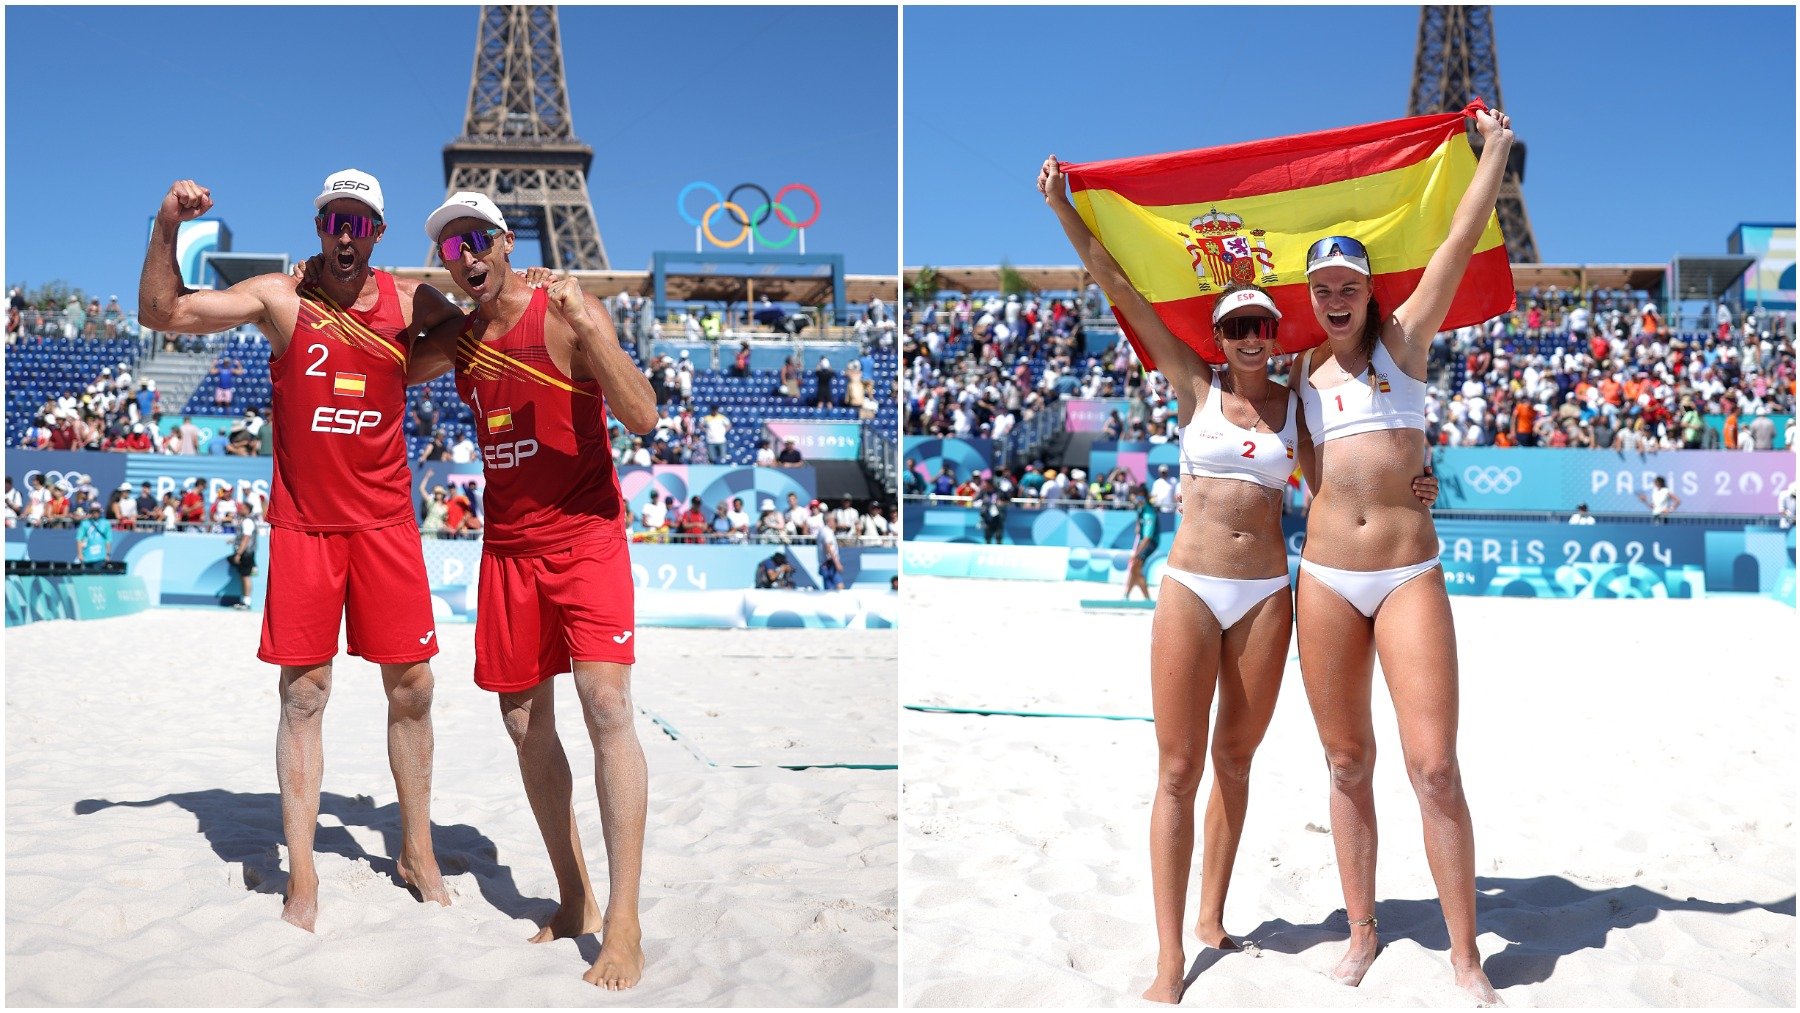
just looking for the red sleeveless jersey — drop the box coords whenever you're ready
[266,271,416,532]
[453,287,625,556]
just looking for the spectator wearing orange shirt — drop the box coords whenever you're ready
[1599,374,1623,406]
[1512,399,1537,447]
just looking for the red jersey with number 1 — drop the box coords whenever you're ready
[453,287,625,556]
[266,271,416,531]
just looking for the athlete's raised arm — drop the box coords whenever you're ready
[138,180,283,334]
[1393,109,1514,346]
[543,275,658,435]
[1038,155,1203,393]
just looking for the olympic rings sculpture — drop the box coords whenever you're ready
[677,181,821,249]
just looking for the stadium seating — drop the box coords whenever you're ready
[160,330,898,467]
[6,336,144,441]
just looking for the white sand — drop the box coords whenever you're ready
[901,577,1795,1007]
[6,612,897,1006]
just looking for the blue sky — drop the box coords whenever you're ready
[5,6,898,302]
[904,5,1797,268]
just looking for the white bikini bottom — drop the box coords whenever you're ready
[1161,566,1290,630]
[1298,557,1441,618]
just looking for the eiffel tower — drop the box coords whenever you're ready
[1408,5,1539,263]
[432,5,609,269]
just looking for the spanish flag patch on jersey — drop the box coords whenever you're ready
[486,408,513,434]
[1374,373,1393,394]
[333,372,366,397]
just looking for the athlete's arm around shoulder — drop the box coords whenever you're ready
[1389,109,1514,375]
[394,279,467,385]
[544,275,658,435]
[138,180,292,341]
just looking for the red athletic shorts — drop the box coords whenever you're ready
[475,535,636,693]
[258,520,439,667]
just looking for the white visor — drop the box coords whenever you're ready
[1211,288,1282,324]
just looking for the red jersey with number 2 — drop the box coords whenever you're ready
[266,271,416,531]
[453,287,625,556]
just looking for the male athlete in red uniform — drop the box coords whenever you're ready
[138,172,458,932]
[407,191,657,990]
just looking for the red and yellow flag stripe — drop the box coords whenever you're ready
[455,331,596,398]
[1063,103,1515,367]
[298,289,407,365]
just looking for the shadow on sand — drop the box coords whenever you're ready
[74,789,601,963]
[1183,875,1793,991]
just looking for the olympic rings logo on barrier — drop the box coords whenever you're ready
[1462,466,1523,495]
[677,182,821,249]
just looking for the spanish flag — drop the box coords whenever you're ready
[486,408,513,434]
[1063,101,1515,367]
[333,372,366,397]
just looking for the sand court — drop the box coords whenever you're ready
[6,610,898,1006]
[902,576,1794,1007]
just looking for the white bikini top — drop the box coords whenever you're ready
[1297,341,1428,443]
[1179,373,1298,490]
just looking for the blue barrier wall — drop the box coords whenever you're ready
[904,503,1793,599]
[7,527,269,608]
[6,573,151,625]
[1429,448,1792,514]
[1088,441,1182,485]
[617,465,818,517]
[419,539,896,622]
[902,437,994,485]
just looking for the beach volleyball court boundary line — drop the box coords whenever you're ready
[905,704,1153,722]
[640,707,898,770]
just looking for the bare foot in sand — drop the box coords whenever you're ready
[281,869,319,933]
[529,897,603,944]
[583,917,644,990]
[397,848,451,907]
[1141,955,1187,1004]
[1455,963,1502,1006]
[1329,925,1380,985]
[1192,917,1243,952]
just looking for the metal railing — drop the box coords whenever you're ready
[7,309,141,342]
[998,403,1067,471]
[861,419,897,492]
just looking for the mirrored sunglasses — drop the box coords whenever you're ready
[315,212,382,239]
[1306,235,1370,266]
[1219,316,1277,341]
[439,229,502,262]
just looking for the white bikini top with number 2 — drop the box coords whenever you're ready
[1179,372,1298,490]
[1297,340,1428,443]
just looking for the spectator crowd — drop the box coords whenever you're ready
[905,285,1797,474]
[631,491,894,547]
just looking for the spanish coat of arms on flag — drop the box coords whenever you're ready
[1062,101,1515,367]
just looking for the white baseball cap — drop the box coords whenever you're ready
[425,191,508,240]
[1211,287,1283,324]
[314,169,385,217]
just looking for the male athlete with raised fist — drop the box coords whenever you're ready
[408,190,657,990]
[137,171,458,932]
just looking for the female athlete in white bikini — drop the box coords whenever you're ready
[1038,155,1436,1004]
[1291,107,1514,1006]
